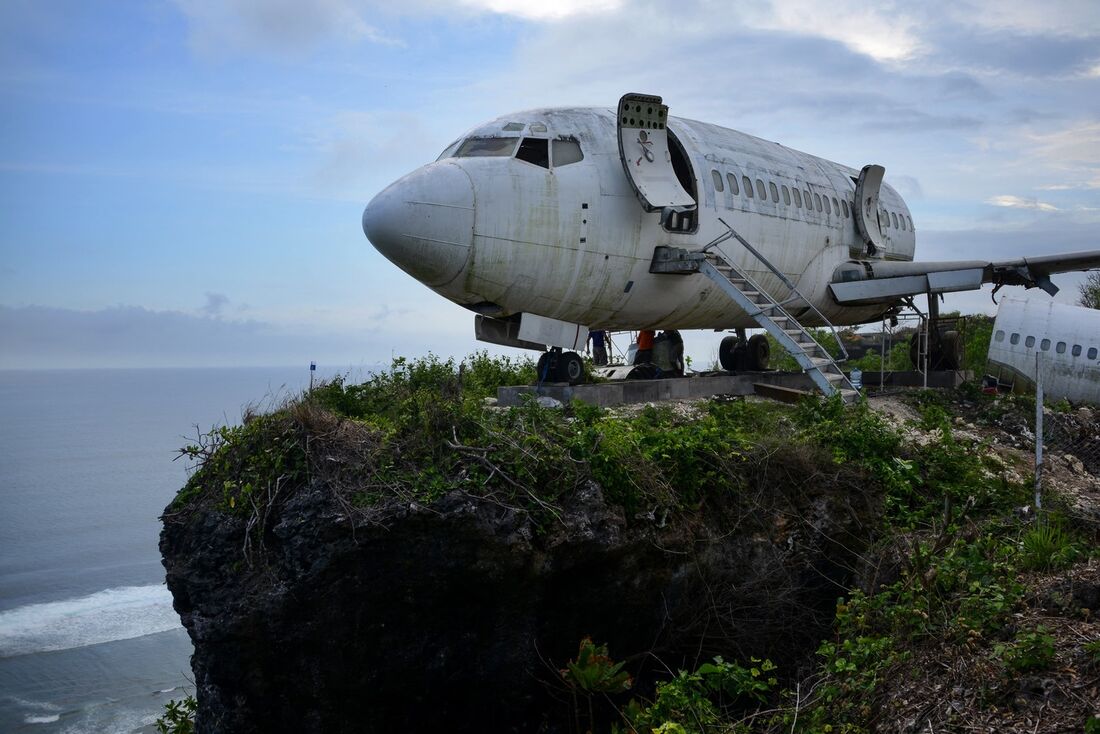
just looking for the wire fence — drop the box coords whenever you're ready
[1031,361,1100,511]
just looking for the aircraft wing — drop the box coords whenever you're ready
[829,249,1100,305]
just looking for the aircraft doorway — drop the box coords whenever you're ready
[616,93,698,234]
[665,129,697,233]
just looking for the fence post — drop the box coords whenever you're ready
[1034,352,1043,511]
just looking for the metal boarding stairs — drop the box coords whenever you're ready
[651,219,861,403]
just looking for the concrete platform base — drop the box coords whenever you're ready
[496,370,972,408]
[497,371,818,408]
[859,370,972,389]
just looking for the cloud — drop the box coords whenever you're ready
[0,303,507,370]
[948,0,1100,40]
[744,0,927,63]
[986,195,1059,211]
[1023,122,1100,168]
[307,110,437,199]
[456,0,623,21]
[173,0,401,56]
[200,292,230,318]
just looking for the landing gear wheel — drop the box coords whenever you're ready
[718,335,740,371]
[558,351,585,385]
[935,330,962,370]
[627,362,660,380]
[536,352,554,382]
[665,330,685,376]
[746,334,770,371]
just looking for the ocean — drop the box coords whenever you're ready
[0,367,361,733]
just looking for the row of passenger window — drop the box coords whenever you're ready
[995,330,1098,360]
[710,168,913,232]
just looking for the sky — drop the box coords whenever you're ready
[1,0,1098,369]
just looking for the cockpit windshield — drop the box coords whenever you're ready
[454,137,518,158]
[439,134,585,168]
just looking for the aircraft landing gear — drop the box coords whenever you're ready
[909,330,962,371]
[718,334,743,371]
[718,330,769,371]
[908,294,964,371]
[746,334,770,370]
[537,348,586,385]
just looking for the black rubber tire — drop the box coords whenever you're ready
[936,330,963,370]
[536,352,554,382]
[627,362,660,380]
[909,334,921,369]
[558,352,585,385]
[746,334,770,371]
[718,335,739,371]
[665,330,685,376]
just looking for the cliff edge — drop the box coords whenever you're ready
[161,394,878,732]
[161,356,1100,733]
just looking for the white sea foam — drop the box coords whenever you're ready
[0,585,181,658]
[25,714,61,724]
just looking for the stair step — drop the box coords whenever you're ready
[697,247,858,404]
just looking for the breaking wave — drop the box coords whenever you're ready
[0,585,180,658]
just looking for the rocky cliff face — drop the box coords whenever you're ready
[161,439,880,734]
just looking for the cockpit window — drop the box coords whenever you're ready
[455,137,518,158]
[516,138,549,168]
[552,139,584,167]
[436,138,462,161]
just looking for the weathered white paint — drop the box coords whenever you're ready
[362,103,1097,342]
[989,295,1100,405]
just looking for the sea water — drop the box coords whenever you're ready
[0,367,362,733]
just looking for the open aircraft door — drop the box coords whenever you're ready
[617,93,696,227]
[854,164,887,256]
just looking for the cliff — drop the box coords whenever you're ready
[161,400,878,731]
[160,356,1100,734]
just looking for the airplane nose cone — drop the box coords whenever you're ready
[362,162,474,287]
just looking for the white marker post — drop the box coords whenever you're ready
[1034,352,1043,511]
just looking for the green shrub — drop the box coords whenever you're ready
[996,626,1056,674]
[1020,517,1078,571]
[625,656,777,733]
[155,695,196,734]
[561,637,632,694]
[175,411,307,513]
[1085,639,1100,666]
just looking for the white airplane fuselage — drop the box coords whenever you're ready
[989,296,1100,404]
[363,106,917,334]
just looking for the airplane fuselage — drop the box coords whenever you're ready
[364,106,916,333]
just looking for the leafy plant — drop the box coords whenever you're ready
[995,626,1055,674]
[155,695,196,734]
[561,637,633,694]
[561,637,632,734]
[626,656,777,733]
[1084,639,1100,666]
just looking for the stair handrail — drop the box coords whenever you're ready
[703,218,850,363]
